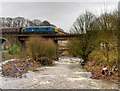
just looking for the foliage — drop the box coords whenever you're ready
[88,49,118,70]
[26,37,58,61]
[14,49,29,60]
[13,44,19,55]
[94,11,119,67]
[68,31,96,63]
[2,50,8,60]
[68,10,118,67]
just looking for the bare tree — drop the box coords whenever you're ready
[32,19,41,26]
[12,18,17,27]
[24,19,30,27]
[68,11,96,65]
[20,17,25,27]
[0,17,56,28]
[6,17,13,27]
[0,17,7,28]
[14,17,25,27]
[71,11,96,34]
[40,20,51,26]
[29,20,34,27]
[96,11,118,67]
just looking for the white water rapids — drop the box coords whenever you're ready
[0,57,119,89]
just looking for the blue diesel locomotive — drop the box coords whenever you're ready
[22,26,58,33]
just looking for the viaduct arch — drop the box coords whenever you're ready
[0,37,11,50]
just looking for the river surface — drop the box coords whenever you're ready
[0,57,119,89]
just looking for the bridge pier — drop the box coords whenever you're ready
[54,40,58,44]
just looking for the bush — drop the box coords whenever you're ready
[2,50,8,60]
[15,49,29,60]
[13,44,19,55]
[67,32,96,65]
[26,37,58,62]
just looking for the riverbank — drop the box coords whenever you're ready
[1,58,39,78]
[84,56,119,84]
[1,56,56,78]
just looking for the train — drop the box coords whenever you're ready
[0,26,58,34]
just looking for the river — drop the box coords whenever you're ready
[0,57,119,89]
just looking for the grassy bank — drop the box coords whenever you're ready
[84,49,119,83]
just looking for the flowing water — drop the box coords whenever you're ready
[0,57,119,89]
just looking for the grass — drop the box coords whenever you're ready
[88,49,118,67]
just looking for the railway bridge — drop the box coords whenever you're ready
[1,31,70,56]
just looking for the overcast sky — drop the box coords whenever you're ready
[0,0,119,32]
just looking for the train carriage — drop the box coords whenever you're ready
[0,28,20,34]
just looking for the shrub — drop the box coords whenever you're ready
[15,49,29,60]
[2,50,8,60]
[67,32,96,65]
[26,37,58,62]
[13,44,19,55]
